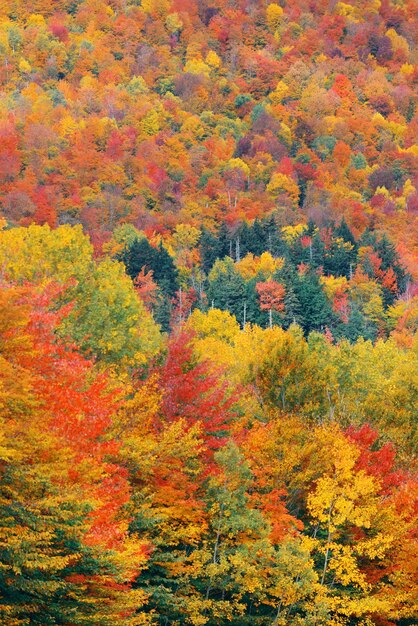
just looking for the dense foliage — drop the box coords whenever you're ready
[0,0,416,624]
[0,0,416,272]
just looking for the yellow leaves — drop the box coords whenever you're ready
[374,184,390,198]
[170,224,201,270]
[320,275,348,302]
[372,113,407,143]
[165,12,183,33]
[308,427,379,532]
[0,223,93,284]
[92,115,118,144]
[326,544,369,590]
[60,114,82,137]
[126,75,149,95]
[350,273,385,324]
[278,121,292,146]
[356,532,394,559]
[186,310,239,371]
[400,63,414,76]
[172,223,201,252]
[18,57,31,73]
[281,223,308,243]
[267,172,300,205]
[269,80,289,105]
[104,224,144,256]
[334,2,363,22]
[141,0,170,17]
[26,13,46,27]
[206,50,221,69]
[266,3,284,31]
[188,308,240,345]
[181,115,207,140]
[236,251,284,281]
[0,225,161,367]
[184,57,211,77]
[140,109,160,136]
[398,144,418,156]
[316,52,328,63]
[402,178,416,199]
[386,27,409,56]
[226,157,250,178]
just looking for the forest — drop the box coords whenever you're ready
[0,0,417,624]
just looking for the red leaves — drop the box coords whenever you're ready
[256,280,285,312]
[157,329,238,453]
[346,424,404,494]
[256,488,303,544]
[0,123,21,184]
[134,267,159,310]
[3,283,130,549]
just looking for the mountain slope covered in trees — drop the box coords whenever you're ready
[0,0,417,271]
[0,0,417,624]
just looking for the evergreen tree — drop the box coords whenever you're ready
[244,277,268,327]
[218,222,233,259]
[262,216,287,257]
[310,228,326,268]
[338,303,378,342]
[249,218,267,255]
[334,218,357,248]
[293,270,333,334]
[234,222,248,260]
[323,236,356,278]
[375,233,408,292]
[157,240,179,297]
[207,258,247,325]
[119,237,178,297]
[274,261,303,328]
[200,227,224,273]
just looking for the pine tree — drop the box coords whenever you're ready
[334,218,357,248]
[339,303,378,342]
[249,218,267,255]
[274,261,302,328]
[200,227,223,273]
[218,222,233,259]
[294,270,334,334]
[262,216,287,257]
[207,258,247,325]
[375,233,408,292]
[119,237,178,297]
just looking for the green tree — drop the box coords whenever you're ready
[207,257,247,325]
[62,258,161,366]
[119,237,178,298]
[293,270,334,334]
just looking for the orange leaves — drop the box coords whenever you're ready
[256,279,285,312]
[255,487,303,544]
[158,329,238,454]
[0,122,21,183]
[0,283,129,546]
[134,267,159,310]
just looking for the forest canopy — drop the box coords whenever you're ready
[0,0,416,624]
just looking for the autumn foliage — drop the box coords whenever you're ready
[0,0,416,624]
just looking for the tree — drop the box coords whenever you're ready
[0,283,149,624]
[0,224,162,366]
[207,257,247,326]
[157,329,238,454]
[200,226,225,273]
[293,269,334,334]
[256,279,285,328]
[119,237,179,298]
[61,258,162,366]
